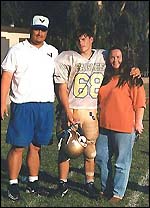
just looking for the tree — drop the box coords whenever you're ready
[1,1,149,74]
[1,1,25,26]
[66,1,99,49]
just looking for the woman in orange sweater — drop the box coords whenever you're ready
[96,46,146,203]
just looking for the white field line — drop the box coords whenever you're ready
[126,169,149,207]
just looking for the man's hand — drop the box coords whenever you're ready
[1,104,8,120]
[130,67,141,78]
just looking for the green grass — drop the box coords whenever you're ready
[1,83,149,207]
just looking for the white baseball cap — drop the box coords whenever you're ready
[31,15,49,30]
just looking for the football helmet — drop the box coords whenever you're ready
[61,125,87,159]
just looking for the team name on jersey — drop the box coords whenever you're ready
[75,63,106,73]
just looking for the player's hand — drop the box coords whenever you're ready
[66,110,79,125]
[130,67,141,78]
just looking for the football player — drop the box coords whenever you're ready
[54,26,141,199]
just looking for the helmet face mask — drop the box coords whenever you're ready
[61,125,87,159]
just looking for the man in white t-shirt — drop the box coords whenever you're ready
[1,15,58,201]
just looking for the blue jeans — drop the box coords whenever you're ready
[96,128,135,198]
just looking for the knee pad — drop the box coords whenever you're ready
[84,142,96,159]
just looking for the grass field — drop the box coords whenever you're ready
[1,83,149,207]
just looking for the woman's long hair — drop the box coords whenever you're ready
[101,46,143,87]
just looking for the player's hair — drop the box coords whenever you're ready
[75,26,94,40]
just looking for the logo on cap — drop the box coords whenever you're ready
[39,18,45,23]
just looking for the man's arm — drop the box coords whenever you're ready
[1,71,13,120]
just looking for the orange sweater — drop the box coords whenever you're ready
[98,77,146,133]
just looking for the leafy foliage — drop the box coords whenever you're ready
[1,1,149,74]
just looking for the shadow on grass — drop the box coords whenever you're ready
[1,158,92,199]
[1,157,149,200]
[127,181,149,194]
[70,166,100,178]
[39,167,92,198]
[140,150,149,156]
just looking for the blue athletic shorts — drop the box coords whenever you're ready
[6,102,54,147]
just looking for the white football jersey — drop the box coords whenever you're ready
[54,49,107,109]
